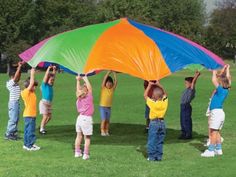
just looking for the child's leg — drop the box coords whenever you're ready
[84,135,91,155]
[156,121,166,161]
[28,118,36,147]
[105,119,110,134]
[147,121,158,161]
[75,132,83,153]
[45,113,52,124]
[180,104,186,137]
[185,104,192,138]
[24,118,30,147]
[40,114,48,131]
[100,120,106,134]
[100,107,106,134]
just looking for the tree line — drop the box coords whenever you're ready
[0,0,235,72]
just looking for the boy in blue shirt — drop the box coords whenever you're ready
[39,66,57,134]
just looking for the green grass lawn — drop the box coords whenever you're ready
[0,65,236,177]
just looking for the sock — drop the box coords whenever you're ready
[75,148,81,153]
[216,144,222,150]
[208,144,215,151]
[84,147,89,155]
[40,127,44,132]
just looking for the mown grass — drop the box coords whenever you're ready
[0,64,236,177]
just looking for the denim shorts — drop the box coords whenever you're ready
[99,106,111,120]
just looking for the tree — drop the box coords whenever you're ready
[206,0,236,59]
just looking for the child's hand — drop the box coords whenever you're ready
[31,68,36,74]
[18,61,24,67]
[226,64,230,69]
[195,71,201,76]
[76,75,82,80]
[52,65,57,70]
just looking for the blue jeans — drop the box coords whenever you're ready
[24,117,36,148]
[147,119,166,161]
[180,104,192,137]
[6,101,20,136]
[99,106,111,120]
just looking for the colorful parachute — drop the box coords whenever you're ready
[19,18,224,80]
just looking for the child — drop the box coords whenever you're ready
[21,68,40,151]
[99,71,117,136]
[39,66,56,134]
[143,80,156,132]
[179,71,200,139]
[74,75,94,160]
[201,65,231,157]
[144,81,168,161]
[5,62,23,140]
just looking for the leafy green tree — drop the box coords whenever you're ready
[206,0,236,59]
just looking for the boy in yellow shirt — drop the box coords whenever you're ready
[144,81,168,161]
[21,68,40,151]
[99,71,117,136]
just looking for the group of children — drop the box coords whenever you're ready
[4,62,231,161]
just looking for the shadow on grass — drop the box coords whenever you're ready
[38,123,206,146]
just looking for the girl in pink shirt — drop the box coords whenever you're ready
[74,76,94,160]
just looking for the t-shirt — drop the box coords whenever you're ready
[146,97,168,119]
[41,82,53,102]
[210,86,229,110]
[100,87,114,107]
[76,92,94,116]
[21,89,37,117]
[181,88,195,104]
[6,79,21,101]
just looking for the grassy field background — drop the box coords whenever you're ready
[0,64,236,177]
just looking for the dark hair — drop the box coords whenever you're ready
[24,77,38,88]
[185,77,194,83]
[9,69,16,78]
[106,76,113,84]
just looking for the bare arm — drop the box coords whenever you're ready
[83,76,92,93]
[101,71,111,87]
[27,68,35,90]
[52,66,57,75]
[43,66,52,83]
[226,64,231,85]
[13,62,24,82]
[144,82,152,100]
[112,71,118,89]
[212,70,219,88]
[76,75,82,92]
[156,81,167,97]
[191,71,201,89]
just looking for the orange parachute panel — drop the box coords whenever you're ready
[84,19,171,80]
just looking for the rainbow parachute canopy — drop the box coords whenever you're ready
[19,18,224,80]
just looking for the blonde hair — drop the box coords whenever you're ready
[219,75,231,89]
[152,86,164,100]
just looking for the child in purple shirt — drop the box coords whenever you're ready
[74,75,94,160]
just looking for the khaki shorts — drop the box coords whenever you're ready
[76,115,93,135]
[39,100,52,115]
[209,109,225,130]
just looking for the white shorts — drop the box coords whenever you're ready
[76,115,93,135]
[209,109,225,130]
[39,100,52,115]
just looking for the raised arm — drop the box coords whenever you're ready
[101,71,111,87]
[212,70,219,88]
[83,76,92,93]
[52,65,57,75]
[226,64,231,85]
[13,62,23,82]
[76,75,82,92]
[144,82,153,100]
[27,68,35,90]
[112,71,118,89]
[43,66,52,83]
[156,81,167,97]
[191,71,201,89]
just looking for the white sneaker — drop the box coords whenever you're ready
[30,144,41,151]
[75,152,83,158]
[221,137,224,143]
[101,132,106,136]
[23,145,31,151]
[215,149,223,156]
[105,132,110,136]
[201,150,215,157]
[82,154,90,160]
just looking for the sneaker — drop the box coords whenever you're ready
[215,149,223,156]
[30,144,41,151]
[82,154,89,160]
[221,137,224,143]
[101,132,106,136]
[105,132,110,136]
[23,145,31,151]
[5,134,17,141]
[75,152,83,158]
[39,130,47,135]
[201,150,215,157]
